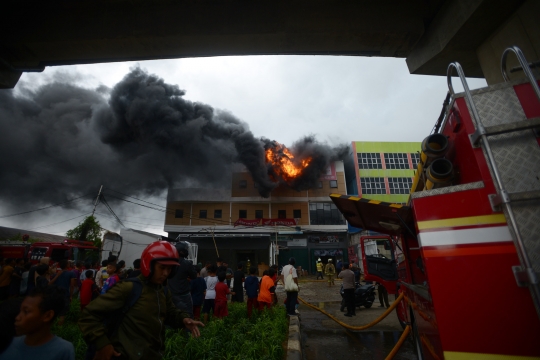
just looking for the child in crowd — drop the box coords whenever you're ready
[257,268,276,311]
[190,267,206,320]
[214,272,234,319]
[19,262,32,296]
[202,265,218,323]
[80,270,99,311]
[0,287,75,359]
[100,263,120,294]
[94,260,109,290]
[244,267,259,318]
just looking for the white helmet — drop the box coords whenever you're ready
[317,258,321,262]
[328,258,333,262]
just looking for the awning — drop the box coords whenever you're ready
[329,194,413,236]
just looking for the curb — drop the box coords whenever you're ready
[286,315,302,360]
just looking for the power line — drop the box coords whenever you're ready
[0,194,92,219]
[105,190,168,209]
[100,195,126,228]
[27,213,92,231]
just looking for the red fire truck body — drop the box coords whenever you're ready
[331,47,540,359]
[28,240,99,265]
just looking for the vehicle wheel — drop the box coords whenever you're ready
[410,310,425,360]
[340,298,345,312]
[364,303,372,308]
[395,293,407,330]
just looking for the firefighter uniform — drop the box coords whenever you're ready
[316,259,324,280]
[324,260,336,286]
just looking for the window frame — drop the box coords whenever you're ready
[174,209,184,218]
[329,180,338,188]
[277,210,286,219]
[293,209,302,218]
[199,210,207,219]
[214,209,222,218]
[239,180,247,189]
[239,209,247,218]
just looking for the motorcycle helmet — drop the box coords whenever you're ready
[175,241,190,258]
[141,241,179,279]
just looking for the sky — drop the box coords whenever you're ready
[0,55,487,236]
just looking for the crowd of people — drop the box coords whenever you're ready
[0,242,301,360]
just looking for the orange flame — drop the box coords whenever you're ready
[265,142,312,182]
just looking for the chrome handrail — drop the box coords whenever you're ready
[501,46,540,102]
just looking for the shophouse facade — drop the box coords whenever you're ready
[164,161,349,274]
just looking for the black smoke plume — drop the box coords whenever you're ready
[0,67,348,212]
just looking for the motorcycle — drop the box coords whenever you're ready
[340,282,376,311]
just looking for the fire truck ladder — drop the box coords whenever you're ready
[447,46,540,317]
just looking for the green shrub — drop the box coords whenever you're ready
[54,301,288,360]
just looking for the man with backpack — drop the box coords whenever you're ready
[78,241,204,360]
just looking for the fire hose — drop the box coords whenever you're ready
[297,292,409,359]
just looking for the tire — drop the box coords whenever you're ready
[410,310,425,360]
[364,302,372,308]
[340,298,345,312]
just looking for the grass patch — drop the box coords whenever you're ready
[54,300,288,360]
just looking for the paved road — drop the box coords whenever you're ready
[292,278,418,360]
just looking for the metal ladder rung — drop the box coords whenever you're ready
[489,190,540,211]
[470,117,540,147]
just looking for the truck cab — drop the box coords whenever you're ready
[358,235,398,294]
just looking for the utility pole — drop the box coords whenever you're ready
[210,226,219,258]
[92,185,103,217]
[274,222,278,266]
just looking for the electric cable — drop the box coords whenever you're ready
[27,213,92,231]
[0,194,92,219]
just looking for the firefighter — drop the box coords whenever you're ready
[78,241,203,360]
[324,259,336,287]
[168,241,197,318]
[316,258,324,280]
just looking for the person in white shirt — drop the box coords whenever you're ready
[280,258,299,316]
[202,265,218,323]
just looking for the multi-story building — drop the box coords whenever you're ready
[164,161,349,273]
[346,141,421,248]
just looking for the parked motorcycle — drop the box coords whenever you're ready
[340,282,376,311]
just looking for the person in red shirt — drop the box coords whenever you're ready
[214,272,235,319]
[257,268,276,311]
[80,270,99,310]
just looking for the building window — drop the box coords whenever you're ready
[411,153,420,169]
[239,209,247,218]
[329,180,338,188]
[175,209,183,218]
[360,177,386,194]
[388,177,413,194]
[239,180,247,188]
[317,181,323,189]
[384,153,409,169]
[293,209,301,218]
[199,210,207,219]
[214,209,222,218]
[309,202,345,225]
[358,153,382,169]
[255,210,263,219]
[278,210,286,219]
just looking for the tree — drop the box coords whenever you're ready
[66,215,102,248]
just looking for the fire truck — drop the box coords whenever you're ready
[28,240,99,265]
[331,46,540,359]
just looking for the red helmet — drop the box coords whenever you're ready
[140,241,179,278]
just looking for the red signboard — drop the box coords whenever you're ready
[233,218,299,227]
[261,218,298,226]
[320,162,337,180]
[234,219,261,227]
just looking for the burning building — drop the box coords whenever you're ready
[164,158,349,274]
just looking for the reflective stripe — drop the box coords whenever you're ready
[417,214,506,231]
[444,351,540,360]
[418,226,512,247]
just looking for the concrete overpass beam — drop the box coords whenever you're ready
[406,0,525,79]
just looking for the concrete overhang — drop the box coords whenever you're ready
[0,0,438,88]
[406,0,525,78]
